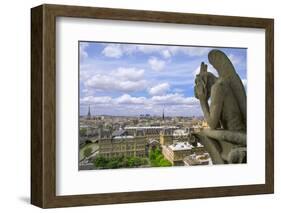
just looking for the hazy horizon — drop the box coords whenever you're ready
[79,111,204,118]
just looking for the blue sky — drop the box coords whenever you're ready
[79,42,247,117]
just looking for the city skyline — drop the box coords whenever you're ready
[84,104,204,118]
[79,42,247,117]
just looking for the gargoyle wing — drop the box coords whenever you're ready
[208,49,247,126]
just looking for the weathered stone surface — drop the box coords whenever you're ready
[193,49,247,164]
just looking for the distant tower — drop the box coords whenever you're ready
[162,106,165,120]
[87,105,91,120]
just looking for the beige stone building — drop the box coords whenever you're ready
[160,133,173,146]
[183,153,211,166]
[162,142,206,166]
[98,136,146,158]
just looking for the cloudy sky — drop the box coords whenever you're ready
[79,42,247,117]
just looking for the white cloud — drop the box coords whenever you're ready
[151,93,199,105]
[161,50,172,58]
[82,88,89,93]
[121,45,137,54]
[136,45,163,54]
[114,67,144,81]
[207,65,219,77]
[148,83,170,96]
[242,79,247,87]
[101,44,211,59]
[115,94,147,105]
[148,57,166,71]
[101,44,160,58]
[193,64,218,78]
[193,66,201,77]
[117,80,147,92]
[80,93,201,116]
[137,45,210,57]
[102,44,123,58]
[85,74,147,93]
[81,93,199,107]
[228,54,240,66]
[84,67,147,93]
[80,69,91,82]
[80,43,89,60]
[167,46,210,57]
[80,96,112,105]
[183,47,210,56]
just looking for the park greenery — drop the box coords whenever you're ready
[79,127,87,136]
[92,148,172,169]
[80,142,98,160]
[83,147,93,158]
[93,156,149,169]
[149,148,172,167]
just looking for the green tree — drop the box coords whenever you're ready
[83,147,93,158]
[159,158,172,166]
[94,155,149,169]
[149,151,155,160]
[107,158,120,169]
[142,158,149,165]
[156,154,163,162]
[94,156,108,168]
[127,157,137,167]
[149,148,172,167]
[79,128,87,136]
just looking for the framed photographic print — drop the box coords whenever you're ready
[31,4,274,208]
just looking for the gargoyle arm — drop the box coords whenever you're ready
[199,83,224,129]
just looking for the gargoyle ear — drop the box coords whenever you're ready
[200,62,206,74]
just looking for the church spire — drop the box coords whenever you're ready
[87,105,91,120]
[162,106,165,120]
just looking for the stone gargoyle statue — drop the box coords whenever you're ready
[194,49,247,164]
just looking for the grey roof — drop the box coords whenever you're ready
[112,129,127,137]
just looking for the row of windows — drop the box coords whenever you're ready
[100,145,145,150]
[100,151,146,158]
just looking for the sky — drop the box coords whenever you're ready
[79,42,247,117]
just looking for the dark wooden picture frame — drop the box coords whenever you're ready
[31,4,274,208]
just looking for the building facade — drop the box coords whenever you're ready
[159,133,173,146]
[98,136,146,158]
[162,142,206,166]
[183,153,211,166]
